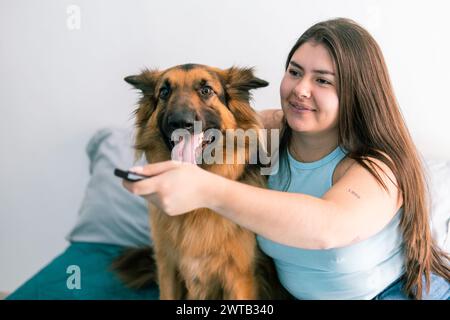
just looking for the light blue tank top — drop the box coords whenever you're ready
[257,146,405,299]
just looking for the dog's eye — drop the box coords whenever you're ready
[199,86,213,98]
[159,87,170,100]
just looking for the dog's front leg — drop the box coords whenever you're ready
[150,210,186,299]
[156,252,185,299]
[224,271,258,300]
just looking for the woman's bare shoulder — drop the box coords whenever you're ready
[333,152,402,210]
[333,153,398,188]
[258,109,283,129]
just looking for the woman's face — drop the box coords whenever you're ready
[280,41,339,137]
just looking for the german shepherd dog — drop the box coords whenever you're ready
[113,64,289,299]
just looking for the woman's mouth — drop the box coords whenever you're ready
[288,101,316,113]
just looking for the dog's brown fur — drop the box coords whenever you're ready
[113,64,290,299]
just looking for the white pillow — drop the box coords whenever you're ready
[425,159,450,253]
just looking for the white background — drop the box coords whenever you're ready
[1,0,449,293]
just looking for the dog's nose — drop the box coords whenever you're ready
[167,110,196,131]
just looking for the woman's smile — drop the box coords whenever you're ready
[288,100,316,113]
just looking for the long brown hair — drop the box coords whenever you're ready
[280,18,450,299]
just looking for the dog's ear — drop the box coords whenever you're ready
[125,69,161,124]
[124,69,161,94]
[218,67,268,130]
[126,69,163,107]
[222,67,269,102]
[125,69,161,160]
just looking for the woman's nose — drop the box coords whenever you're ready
[293,78,311,99]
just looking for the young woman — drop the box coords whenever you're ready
[123,18,450,299]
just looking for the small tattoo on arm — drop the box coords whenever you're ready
[347,188,361,199]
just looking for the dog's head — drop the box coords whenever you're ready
[125,64,268,171]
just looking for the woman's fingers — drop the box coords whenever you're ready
[121,161,212,215]
[123,160,185,196]
[122,174,160,196]
[129,160,182,176]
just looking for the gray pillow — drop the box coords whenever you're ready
[66,127,151,248]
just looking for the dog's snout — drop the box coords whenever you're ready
[167,109,196,131]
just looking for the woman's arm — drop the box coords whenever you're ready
[124,158,400,250]
[211,174,336,249]
[212,158,401,249]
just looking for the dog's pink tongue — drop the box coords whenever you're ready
[172,133,203,164]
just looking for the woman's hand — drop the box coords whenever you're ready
[122,161,216,216]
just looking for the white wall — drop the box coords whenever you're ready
[1,0,449,293]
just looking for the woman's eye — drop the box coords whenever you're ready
[159,87,170,100]
[200,86,213,97]
[317,78,332,85]
[288,69,300,77]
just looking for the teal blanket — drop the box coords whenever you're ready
[6,242,159,300]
